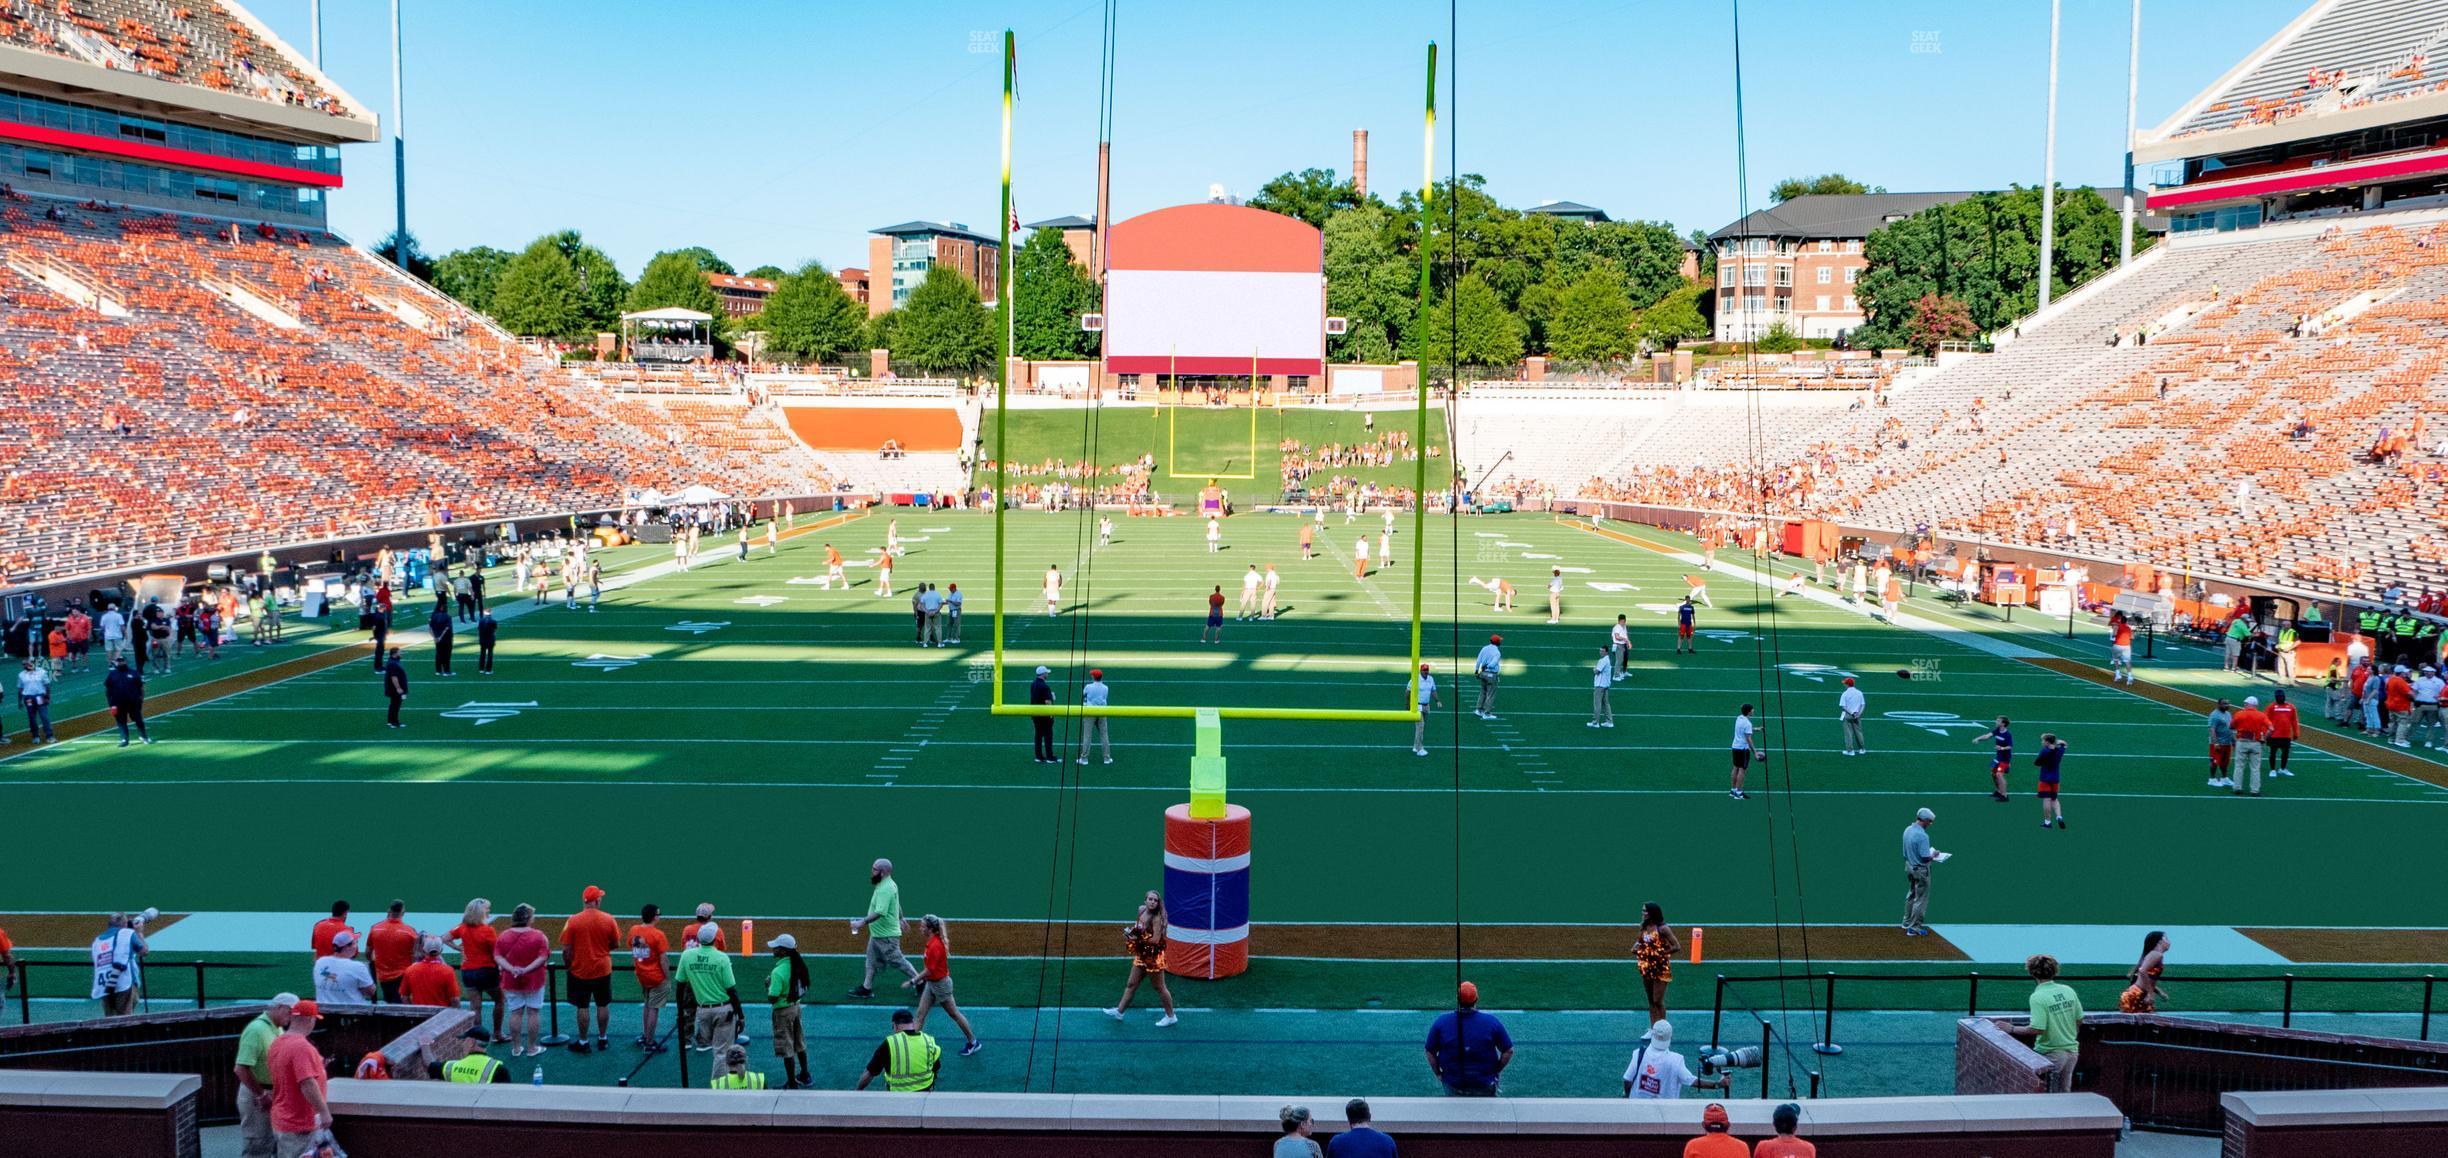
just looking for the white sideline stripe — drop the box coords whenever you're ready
[1162,852,1251,874]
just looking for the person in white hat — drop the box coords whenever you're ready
[1410,663,1440,756]
[766,934,810,1088]
[1621,1019,1729,1099]
[1901,808,1944,936]
[2414,664,2445,749]
[1029,666,1058,763]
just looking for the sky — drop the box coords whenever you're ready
[254,0,2313,277]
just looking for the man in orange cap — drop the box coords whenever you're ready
[1424,981,1511,1096]
[1683,1103,1748,1158]
[265,1000,331,1155]
[559,885,619,1054]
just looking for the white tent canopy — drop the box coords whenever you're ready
[620,306,713,322]
[669,484,732,504]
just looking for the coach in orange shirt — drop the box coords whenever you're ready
[2230,698,2271,797]
[559,886,620,1054]
[364,900,418,1003]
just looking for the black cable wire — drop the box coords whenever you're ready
[1445,0,1464,998]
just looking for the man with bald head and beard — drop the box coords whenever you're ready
[847,858,921,999]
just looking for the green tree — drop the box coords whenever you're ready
[1634,282,1710,349]
[1011,228,1101,360]
[1851,186,2146,350]
[1770,173,1880,202]
[862,309,898,357]
[1545,266,1637,361]
[1904,292,1977,356]
[373,229,434,282]
[1322,203,1414,364]
[1414,274,1523,368]
[893,265,994,372]
[1754,320,1805,353]
[652,246,734,275]
[540,230,628,334]
[488,237,585,337]
[743,264,787,280]
[1549,219,1690,310]
[431,245,513,314]
[1249,167,1362,229]
[625,251,723,316]
[761,260,867,364]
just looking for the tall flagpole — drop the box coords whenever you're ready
[1408,41,1436,714]
[389,0,406,256]
[991,28,1014,705]
[309,0,322,68]
[2037,0,2061,311]
[2120,0,2142,266]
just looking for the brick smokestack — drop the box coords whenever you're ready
[1352,129,1369,200]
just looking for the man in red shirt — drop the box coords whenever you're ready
[310,902,354,959]
[495,904,551,1058]
[628,904,672,1053]
[400,937,461,1008]
[2230,697,2271,797]
[2267,689,2300,779]
[558,886,619,1055]
[266,1000,331,1154]
[2387,666,2418,747]
[364,900,417,1003]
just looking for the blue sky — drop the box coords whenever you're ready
[257,0,2309,276]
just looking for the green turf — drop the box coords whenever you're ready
[8,511,2447,1096]
[991,404,1447,495]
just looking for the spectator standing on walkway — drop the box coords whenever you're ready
[1473,635,1502,719]
[309,932,375,1007]
[365,900,417,1002]
[1328,1099,1396,1158]
[231,993,297,1158]
[89,913,148,1016]
[766,933,811,1089]
[1424,981,1511,1096]
[560,885,619,1054]
[1683,1104,1748,1158]
[494,904,550,1058]
[446,899,500,1042]
[1624,1019,1727,1100]
[909,914,981,1056]
[1078,669,1113,764]
[265,1001,332,1157]
[627,905,672,1053]
[1837,677,1866,756]
[1753,1103,1815,1158]
[401,937,461,1008]
[1901,808,1943,936]
[681,922,746,1052]
[848,858,921,998]
[1275,1105,1323,1158]
[2007,954,2083,1092]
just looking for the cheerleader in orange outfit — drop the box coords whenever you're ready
[1635,902,1681,1026]
[2119,931,2170,1013]
[1101,891,1178,1027]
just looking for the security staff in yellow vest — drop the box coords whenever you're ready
[2274,626,2300,682]
[429,1055,507,1083]
[855,1009,940,1092]
[710,1044,767,1090]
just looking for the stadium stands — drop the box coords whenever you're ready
[0,0,355,116]
[0,193,837,584]
[1575,210,2448,601]
[2164,0,2448,139]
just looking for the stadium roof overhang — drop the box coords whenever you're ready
[0,45,377,146]
[2147,141,2448,210]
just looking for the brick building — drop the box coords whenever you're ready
[836,267,869,308]
[866,221,999,317]
[704,272,775,318]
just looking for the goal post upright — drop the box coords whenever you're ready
[991,27,1014,712]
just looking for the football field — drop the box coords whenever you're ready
[5,508,2444,1096]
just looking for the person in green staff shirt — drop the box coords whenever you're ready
[679,922,746,1053]
[2007,954,2083,1092]
[766,934,812,1089]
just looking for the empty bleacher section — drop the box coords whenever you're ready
[1579,211,2448,601]
[2164,0,2448,139]
[0,195,837,584]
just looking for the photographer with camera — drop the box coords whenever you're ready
[1622,1019,1731,1101]
[88,911,149,1017]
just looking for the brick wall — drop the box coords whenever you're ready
[1956,1016,2051,1094]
